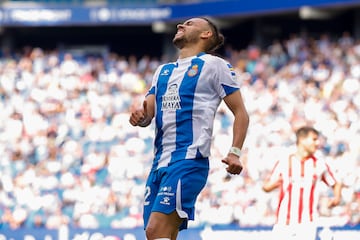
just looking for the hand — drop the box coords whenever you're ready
[129,100,149,127]
[328,197,341,208]
[222,154,243,175]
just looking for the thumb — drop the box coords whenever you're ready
[143,100,147,113]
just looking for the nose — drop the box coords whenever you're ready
[177,23,184,29]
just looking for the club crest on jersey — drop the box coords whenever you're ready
[161,83,181,111]
[187,64,199,77]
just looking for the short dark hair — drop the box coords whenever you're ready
[295,126,319,144]
[200,17,225,53]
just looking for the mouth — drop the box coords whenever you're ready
[175,29,184,36]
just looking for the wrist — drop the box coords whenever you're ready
[229,146,242,157]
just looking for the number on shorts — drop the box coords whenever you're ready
[144,186,151,206]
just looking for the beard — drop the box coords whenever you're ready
[173,35,186,49]
[172,30,200,49]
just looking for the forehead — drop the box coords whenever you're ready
[183,18,208,26]
[303,132,319,140]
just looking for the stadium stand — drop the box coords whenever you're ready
[0,0,359,239]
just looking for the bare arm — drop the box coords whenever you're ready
[221,90,249,174]
[129,94,155,127]
[262,160,281,192]
[328,182,342,208]
[223,90,249,151]
[263,179,281,192]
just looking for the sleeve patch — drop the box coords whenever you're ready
[227,63,236,77]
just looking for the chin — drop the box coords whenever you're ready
[173,38,185,49]
[173,35,181,42]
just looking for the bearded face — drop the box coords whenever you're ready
[173,29,200,49]
[172,31,186,49]
[172,19,206,49]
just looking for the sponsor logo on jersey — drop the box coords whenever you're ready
[161,83,181,111]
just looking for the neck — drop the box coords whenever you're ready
[178,45,205,59]
[295,149,312,161]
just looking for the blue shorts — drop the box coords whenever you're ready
[143,158,209,231]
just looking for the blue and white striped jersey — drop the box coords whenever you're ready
[147,52,240,170]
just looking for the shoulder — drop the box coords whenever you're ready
[157,61,177,70]
[276,151,295,168]
[200,54,235,77]
[200,54,229,65]
[313,152,327,166]
[313,153,330,170]
[154,62,177,75]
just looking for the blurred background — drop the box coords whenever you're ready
[0,0,360,239]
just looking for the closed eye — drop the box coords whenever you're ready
[183,20,193,26]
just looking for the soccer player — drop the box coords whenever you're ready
[129,17,249,240]
[262,126,342,240]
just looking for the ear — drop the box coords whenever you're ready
[200,30,213,40]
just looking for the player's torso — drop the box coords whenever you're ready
[152,55,221,167]
[277,155,326,224]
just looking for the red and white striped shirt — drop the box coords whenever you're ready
[268,154,337,225]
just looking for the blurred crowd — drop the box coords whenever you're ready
[0,31,359,230]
